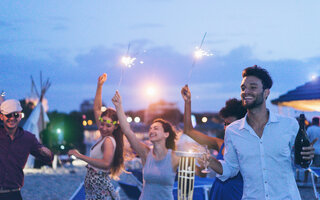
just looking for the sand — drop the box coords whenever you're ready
[21,160,316,200]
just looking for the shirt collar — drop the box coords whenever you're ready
[0,125,24,139]
[239,109,279,131]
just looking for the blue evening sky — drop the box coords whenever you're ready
[1,1,320,118]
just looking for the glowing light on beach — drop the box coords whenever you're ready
[0,91,5,96]
[202,117,208,123]
[193,47,213,60]
[134,117,140,123]
[82,121,87,126]
[87,120,93,126]
[60,145,65,150]
[127,116,133,123]
[121,56,136,68]
[56,128,62,134]
[101,106,107,112]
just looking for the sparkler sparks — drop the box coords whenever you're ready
[121,56,136,68]
[193,47,213,59]
[1,91,5,97]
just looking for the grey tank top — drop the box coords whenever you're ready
[139,149,176,200]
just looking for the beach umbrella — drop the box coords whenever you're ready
[271,77,320,112]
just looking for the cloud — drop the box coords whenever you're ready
[130,23,165,30]
[1,45,319,113]
[52,25,68,31]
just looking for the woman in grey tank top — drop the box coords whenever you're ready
[112,91,180,200]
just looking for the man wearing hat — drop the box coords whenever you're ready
[0,99,53,200]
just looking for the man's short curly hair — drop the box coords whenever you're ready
[242,65,273,90]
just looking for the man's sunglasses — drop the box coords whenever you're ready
[4,112,20,119]
[99,117,117,125]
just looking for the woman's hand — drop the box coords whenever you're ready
[181,84,191,102]
[112,90,122,108]
[98,73,107,86]
[68,149,82,159]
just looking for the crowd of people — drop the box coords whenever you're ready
[0,65,318,200]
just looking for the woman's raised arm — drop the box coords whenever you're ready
[112,91,150,165]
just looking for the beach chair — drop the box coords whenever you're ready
[308,167,320,200]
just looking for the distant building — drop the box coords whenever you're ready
[144,99,182,125]
[80,99,107,113]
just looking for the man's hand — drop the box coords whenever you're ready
[301,138,317,160]
[39,147,52,157]
[112,90,122,108]
[181,85,191,102]
[98,73,107,86]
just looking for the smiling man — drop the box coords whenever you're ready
[0,99,53,200]
[207,65,315,200]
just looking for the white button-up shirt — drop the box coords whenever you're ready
[307,125,320,154]
[218,111,301,200]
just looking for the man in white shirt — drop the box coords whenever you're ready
[208,65,316,200]
[307,117,320,166]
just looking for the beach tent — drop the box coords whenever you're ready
[271,77,320,112]
[23,74,51,168]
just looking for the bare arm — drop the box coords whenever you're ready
[112,91,150,165]
[94,73,107,126]
[208,156,223,175]
[68,137,115,170]
[181,85,223,151]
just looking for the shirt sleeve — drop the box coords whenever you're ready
[289,118,299,150]
[29,134,53,164]
[217,126,240,181]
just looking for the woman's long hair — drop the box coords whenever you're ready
[101,108,124,180]
[152,118,177,150]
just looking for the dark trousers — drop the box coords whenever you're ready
[0,191,22,200]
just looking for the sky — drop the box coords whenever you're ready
[1,1,320,119]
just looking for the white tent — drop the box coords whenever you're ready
[23,102,49,168]
[23,74,51,168]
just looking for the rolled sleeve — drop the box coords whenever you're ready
[217,127,240,181]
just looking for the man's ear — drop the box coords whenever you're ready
[264,88,270,100]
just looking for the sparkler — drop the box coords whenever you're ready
[118,43,134,89]
[1,91,5,97]
[187,32,212,84]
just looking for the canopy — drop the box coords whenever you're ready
[271,77,320,112]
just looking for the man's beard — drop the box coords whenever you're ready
[242,92,264,109]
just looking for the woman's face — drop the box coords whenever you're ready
[99,116,116,137]
[148,122,169,142]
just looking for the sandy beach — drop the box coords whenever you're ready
[21,160,316,200]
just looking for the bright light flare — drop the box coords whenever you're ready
[101,106,107,112]
[134,117,140,123]
[146,86,156,96]
[193,47,213,60]
[0,91,5,97]
[202,117,208,123]
[121,56,136,68]
[311,74,318,81]
[127,116,133,123]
